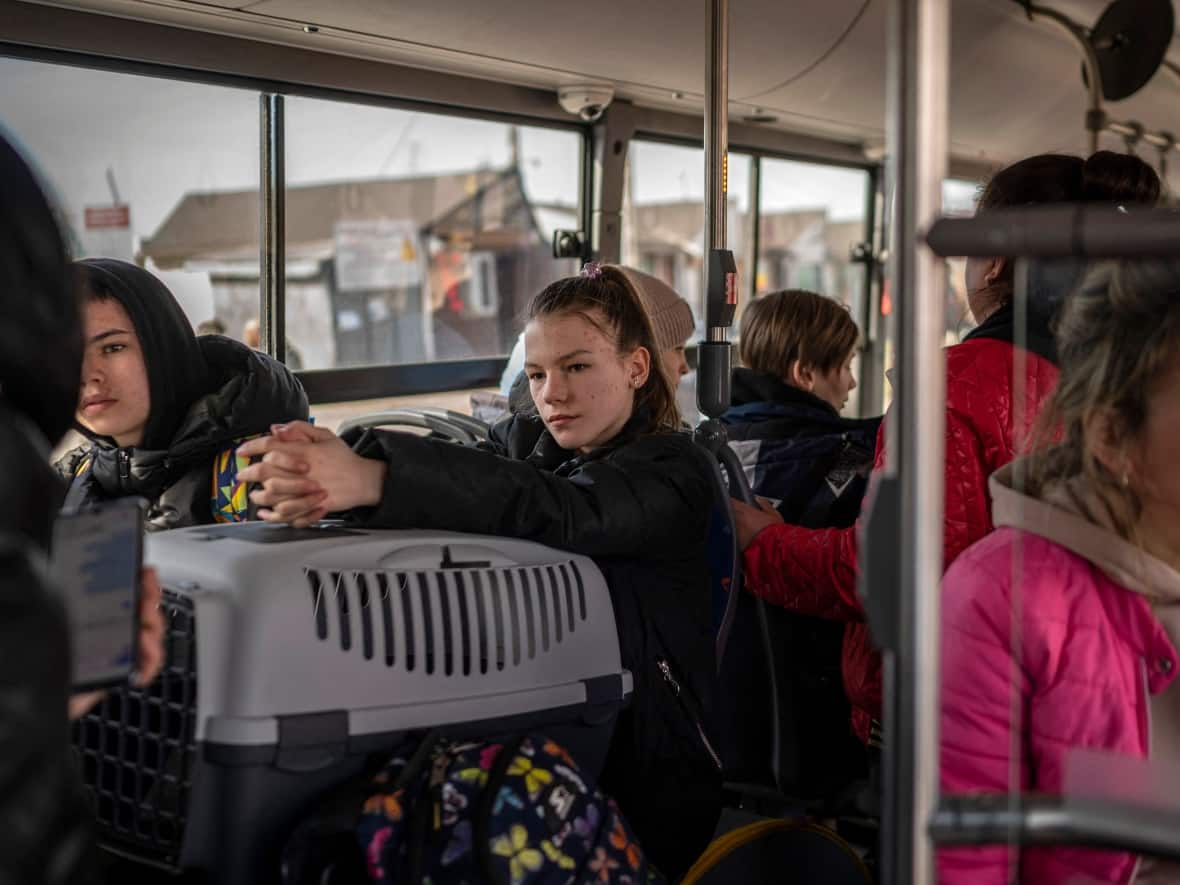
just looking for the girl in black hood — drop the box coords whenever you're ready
[57,259,310,531]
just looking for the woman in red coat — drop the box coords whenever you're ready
[732,150,1160,747]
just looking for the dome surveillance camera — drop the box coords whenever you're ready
[557,86,615,122]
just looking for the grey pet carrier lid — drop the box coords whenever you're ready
[145,523,631,747]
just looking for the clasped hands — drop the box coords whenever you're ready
[236,421,387,528]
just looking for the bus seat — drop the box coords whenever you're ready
[683,812,872,884]
[693,441,867,811]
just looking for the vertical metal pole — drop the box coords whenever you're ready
[580,127,595,261]
[858,166,881,417]
[592,104,636,264]
[261,93,286,363]
[696,0,738,419]
[747,156,762,306]
[704,0,729,278]
[881,0,948,877]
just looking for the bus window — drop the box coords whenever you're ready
[0,56,258,335]
[758,157,872,416]
[282,98,582,371]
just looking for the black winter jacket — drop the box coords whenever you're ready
[343,415,721,880]
[721,368,880,529]
[56,336,308,531]
[0,408,94,885]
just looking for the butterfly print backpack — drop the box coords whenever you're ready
[356,732,665,885]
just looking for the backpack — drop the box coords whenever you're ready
[357,732,665,885]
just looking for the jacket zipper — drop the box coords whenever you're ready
[656,655,723,771]
[118,449,131,488]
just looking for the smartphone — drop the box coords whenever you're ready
[50,497,146,691]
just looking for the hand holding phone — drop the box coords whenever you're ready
[68,566,164,719]
[50,497,146,692]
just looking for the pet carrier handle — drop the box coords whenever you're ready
[376,542,521,570]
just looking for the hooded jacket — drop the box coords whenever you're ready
[0,133,94,885]
[721,367,880,528]
[58,294,308,531]
[743,326,1060,743]
[940,460,1180,884]
[342,414,721,881]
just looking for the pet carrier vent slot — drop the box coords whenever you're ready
[571,562,588,621]
[355,573,374,661]
[435,572,454,676]
[503,570,523,666]
[306,569,328,640]
[399,573,415,671]
[417,573,436,674]
[376,573,395,667]
[72,590,198,868]
[547,566,564,644]
[332,572,351,652]
[488,570,506,671]
[532,567,550,652]
[452,572,474,676]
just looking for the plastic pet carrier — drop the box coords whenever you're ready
[72,522,630,885]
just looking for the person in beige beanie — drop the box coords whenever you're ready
[614,265,696,385]
[500,264,697,415]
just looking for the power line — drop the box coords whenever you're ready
[738,0,875,102]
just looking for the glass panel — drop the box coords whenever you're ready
[0,56,259,332]
[284,98,581,371]
[621,140,754,420]
[621,140,754,338]
[758,157,871,416]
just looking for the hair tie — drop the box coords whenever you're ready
[581,261,603,280]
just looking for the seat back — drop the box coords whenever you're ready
[336,408,487,445]
[698,437,867,805]
[683,815,872,885]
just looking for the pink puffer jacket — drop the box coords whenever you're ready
[940,462,1180,884]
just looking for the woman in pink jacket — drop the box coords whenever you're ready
[940,258,1180,883]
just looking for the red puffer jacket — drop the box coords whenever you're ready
[742,336,1059,743]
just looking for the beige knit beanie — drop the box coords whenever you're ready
[615,265,696,353]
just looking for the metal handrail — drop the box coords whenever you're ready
[931,794,1180,862]
[925,205,1180,258]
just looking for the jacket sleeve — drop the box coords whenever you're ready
[938,546,1027,885]
[0,554,94,885]
[739,419,887,621]
[742,396,994,622]
[345,430,711,559]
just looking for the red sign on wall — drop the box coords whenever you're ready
[84,205,131,229]
[725,271,738,306]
